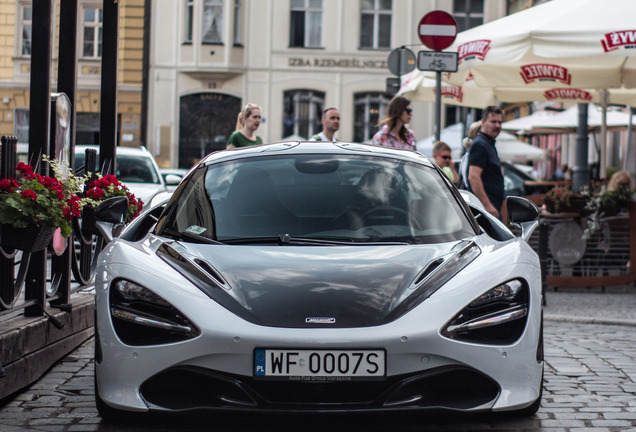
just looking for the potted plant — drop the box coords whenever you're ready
[0,161,83,252]
[81,174,143,235]
[584,183,633,239]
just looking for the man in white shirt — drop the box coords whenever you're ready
[310,108,340,142]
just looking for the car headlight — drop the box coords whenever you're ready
[109,279,200,346]
[441,279,529,345]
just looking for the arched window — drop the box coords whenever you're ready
[179,93,241,168]
[354,92,390,143]
[282,90,325,139]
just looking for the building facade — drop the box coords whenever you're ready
[0,0,515,170]
[0,0,145,151]
[148,0,507,169]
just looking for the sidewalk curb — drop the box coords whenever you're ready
[545,314,636,327]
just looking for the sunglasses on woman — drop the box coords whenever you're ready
[405,108,413,115]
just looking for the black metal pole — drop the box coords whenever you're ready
[435,71,442,142]
[57,0,78,158]
[53,0,80,307]
[100,0,120,176]
[28,0,53,170]
[25,0,54,317]
[573,103,589,193]
[538,218,549,306]
[0,137,17,309]
[140,0,152,149]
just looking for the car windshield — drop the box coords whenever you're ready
[116,155,161,184]
[75,151,161,184]
[160,154,475,244]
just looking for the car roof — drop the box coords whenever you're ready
[200,141,435,167]
[501,161,536,181]
[74,145,153,157]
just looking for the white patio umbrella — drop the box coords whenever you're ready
[444,0,636,91]
[401,71,635,108]
[501,110,558,134]
[416,123,546,163]
[410,0,636,181]
[400,72,496,108]
[503,105,636,135]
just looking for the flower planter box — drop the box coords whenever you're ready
[0,223,56,252]
[544,197,589,215]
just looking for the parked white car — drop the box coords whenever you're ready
[159,167,191,192]
[74,145,178,207]
[92,141,543,420]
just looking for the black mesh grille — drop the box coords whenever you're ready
[140,366,499,412]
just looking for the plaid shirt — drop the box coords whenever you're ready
[371,125,416,150]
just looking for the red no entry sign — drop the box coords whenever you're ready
[418,10,457,51]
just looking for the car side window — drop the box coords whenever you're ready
[164,168,216,239]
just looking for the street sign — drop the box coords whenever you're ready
[387,47,416,76]
[417,51,458,72]
[418,10,457,51]
[386,77,400,95]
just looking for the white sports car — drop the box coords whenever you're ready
[92,141,543,420]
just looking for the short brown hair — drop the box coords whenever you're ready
[432,141,451,154]
[481,105,503,121]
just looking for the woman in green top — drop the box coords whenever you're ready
[226,103,263,149]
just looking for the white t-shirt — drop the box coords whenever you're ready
[309,131,336,142]
[459,152,470,189]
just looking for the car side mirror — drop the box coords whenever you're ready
[506,196,539,241]
[94,196,128,242]
[164,174,182,186]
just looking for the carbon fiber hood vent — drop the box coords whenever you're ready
[157,241,479,328]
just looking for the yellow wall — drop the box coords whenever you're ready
[0,0,145,146]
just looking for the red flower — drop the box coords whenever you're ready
[0,178,19,192]
[16,162,34,176]
[20,189,38,201]
[66,195,82,219]
[103,174,119,184]
[87,187,105,199]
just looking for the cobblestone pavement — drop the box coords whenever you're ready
[2,289,636,431]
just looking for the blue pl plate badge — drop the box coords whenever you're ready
[254,349,266,375]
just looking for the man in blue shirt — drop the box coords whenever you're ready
[467,106,505,219]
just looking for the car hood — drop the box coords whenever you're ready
[157,240,480,328]
[124,183,166,205]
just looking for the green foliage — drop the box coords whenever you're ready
[0,158,85,237]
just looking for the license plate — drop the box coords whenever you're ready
[254,349,385,380]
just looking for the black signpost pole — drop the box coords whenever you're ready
[435,71,442,142]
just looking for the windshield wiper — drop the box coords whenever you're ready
[221,234,409,246]
[161,228,223,245]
